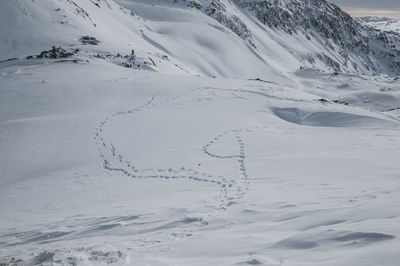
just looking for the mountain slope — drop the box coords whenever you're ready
[360,16,400,34]
[0,0,292,81]
[1,0,400,79]
[1,44,400,266]
[176,0,400,75]
[2,1,400,265]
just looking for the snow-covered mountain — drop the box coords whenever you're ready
[359,16,400,34]
[177,0,400,75]
[1,1,400,266]
[1,0,400,78]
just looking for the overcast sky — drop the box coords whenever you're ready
[329,0,400,18]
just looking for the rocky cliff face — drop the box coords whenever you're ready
[177,0,255,46]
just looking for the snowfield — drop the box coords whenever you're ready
[1,0,400,265]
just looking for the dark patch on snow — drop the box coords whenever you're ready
[79,36,101,45]
[331,232,395,245]
[316,98,350,106]
[317,98,330,103]
[0,57,18,63]
[36,46,79,59]
[333,100,350,105]
[383,107,400,112]
[238,258,263,265]
[248,78,274,83]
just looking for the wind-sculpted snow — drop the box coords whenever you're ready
[2,1,400,265]
[1,58,400,264]
[272,107,397,127]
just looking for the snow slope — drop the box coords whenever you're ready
[0,0,292,81]
[1,57,400,266]
[1,0,400,265]
[2,0,400,79]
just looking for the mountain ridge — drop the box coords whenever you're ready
[1,0,399,77]
[177,0,400,75]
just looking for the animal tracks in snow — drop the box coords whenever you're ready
[94,90,256,209]
[95,83,390,209]
[202,129,250,206]
[94,87,272,209]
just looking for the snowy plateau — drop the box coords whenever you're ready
[1,0,400,265]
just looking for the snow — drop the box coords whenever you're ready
[1,0,400,265]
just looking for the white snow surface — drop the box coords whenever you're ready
[1,0,400,265]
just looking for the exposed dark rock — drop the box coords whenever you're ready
[179,0,255,47]
[333,100,350,106]
[37,46,79,59]
[79,36,101,45]
[317,98,330,103]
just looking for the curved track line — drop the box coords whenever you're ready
[94,89,252,209]
[94,85,294,208]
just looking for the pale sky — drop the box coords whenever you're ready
[329,0,400,18]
